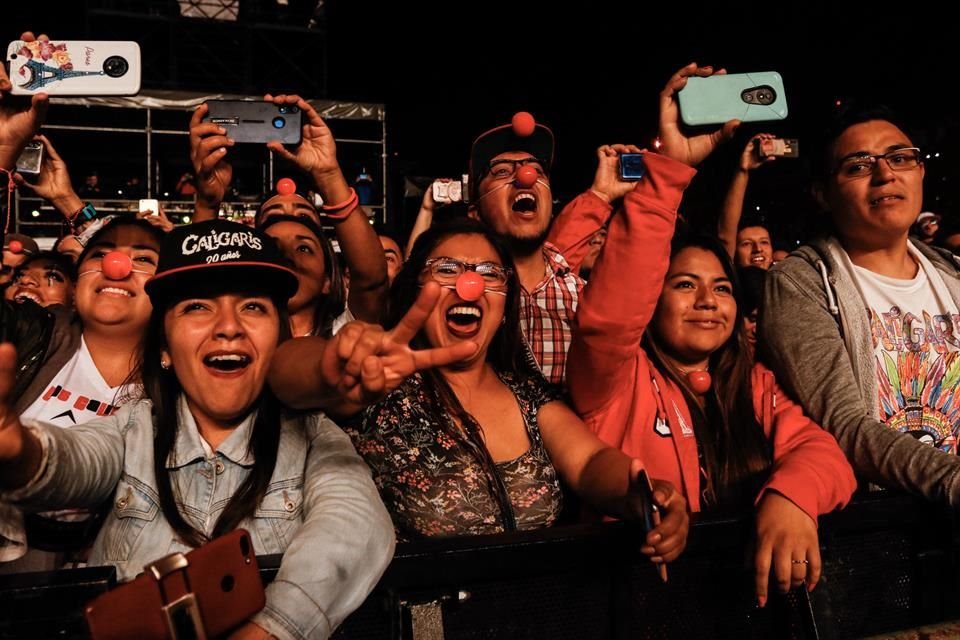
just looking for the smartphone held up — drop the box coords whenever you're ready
[6,39,141,96]
[678,71,788,126]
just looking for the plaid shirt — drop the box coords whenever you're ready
[520,242,585,386]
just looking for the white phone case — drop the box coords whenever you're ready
[6,40,141,96]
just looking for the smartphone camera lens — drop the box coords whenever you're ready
[278,106,288,114]
[272,117,286,129]
[103,56,129,78]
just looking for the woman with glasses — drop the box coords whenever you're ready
[761,104,960,508]
[269,218,691,575]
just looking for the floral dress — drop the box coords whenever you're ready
[346,371,563,541]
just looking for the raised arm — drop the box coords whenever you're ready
[548,144,643,272]
[718,134,776,258]
[264,94,387,324]
[269,283,479,415]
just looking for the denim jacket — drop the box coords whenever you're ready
[2,397,395,640]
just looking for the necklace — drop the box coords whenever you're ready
[678,367,712,394]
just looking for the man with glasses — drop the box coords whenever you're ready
[467,121,588,385]
[762,105,960,505]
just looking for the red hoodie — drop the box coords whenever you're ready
[567,153,856,519]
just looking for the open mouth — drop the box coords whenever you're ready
[446,304,482,337]
[203,353,252,373]
[512,193,538,214]
[751,255,767,265]
[14,291,42,305]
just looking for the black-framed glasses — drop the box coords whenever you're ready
[833,147,922,180]
[423,257,513,290]
[485,157,547,180]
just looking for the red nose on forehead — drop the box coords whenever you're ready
[455,271,486,301]
[8,240,23,254]
[102,251,133,280]
[515,165,539,188]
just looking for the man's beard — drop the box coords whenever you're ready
[500,227,550,258]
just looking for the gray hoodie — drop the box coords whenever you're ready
[761,236,960,506]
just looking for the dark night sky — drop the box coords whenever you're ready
[7,2,955,242]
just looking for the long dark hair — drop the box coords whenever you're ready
[385,218,527,530]
[260,214,345,338]
[141,288,291,548]
[645,231,772,510]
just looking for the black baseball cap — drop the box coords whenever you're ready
[145,220,298,306]
[469,121,555,200]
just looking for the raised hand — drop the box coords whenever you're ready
[754,491,821,607]
[189,103,235,216]
[321,282,479,406]
[590,144,645,203]
[739,134,778,172]
[632,460,689,565]
[658,62,739,168]
[262,94,340,187]
[0,32,50,170]
[13,134,82,214]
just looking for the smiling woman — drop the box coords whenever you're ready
[0,216,164,574]
[0,219,395,639]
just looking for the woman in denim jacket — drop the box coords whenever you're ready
[0,220,398,640]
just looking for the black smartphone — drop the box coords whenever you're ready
[619,153,645,181]
[635,468,659,532]
[204,100,303,145]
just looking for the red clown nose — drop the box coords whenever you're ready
[455,271,486,301]
[102,251,133,280]
[515,165,539,188]
[276,178,296,196]
[8,240,23,254]
[511,111,536,137]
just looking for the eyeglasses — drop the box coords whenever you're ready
[833,147,922,180]
[423,257,513,290]
[485,157,547,180]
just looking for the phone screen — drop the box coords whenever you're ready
[15,142,43,174]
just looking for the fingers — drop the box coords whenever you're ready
[265,140,298,163]
[806,545,822,592]
[754,539,773,607]
[772,544,795,595]
[30,92,49,124]
[642,482,688,562]
[35,134,61,162]
[410,341,479,371]
[390,281,442,346]
[190,103,210,128]
[357,355,386,403]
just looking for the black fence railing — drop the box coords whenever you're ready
[2,493,959,639]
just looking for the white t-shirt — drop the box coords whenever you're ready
[21,337,131,429]
[852,246,960,452]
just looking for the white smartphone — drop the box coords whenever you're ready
[138,199,159,215]
[6,40,141,96]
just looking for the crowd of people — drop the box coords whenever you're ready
[2,30,959,640]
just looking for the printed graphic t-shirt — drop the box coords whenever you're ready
[853,246,960,453]
[21,337,128,428]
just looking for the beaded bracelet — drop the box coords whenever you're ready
[320,188,359,221]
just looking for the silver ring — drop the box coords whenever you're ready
[791,559,810,565]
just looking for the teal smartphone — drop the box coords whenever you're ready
[678,71,788,126]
